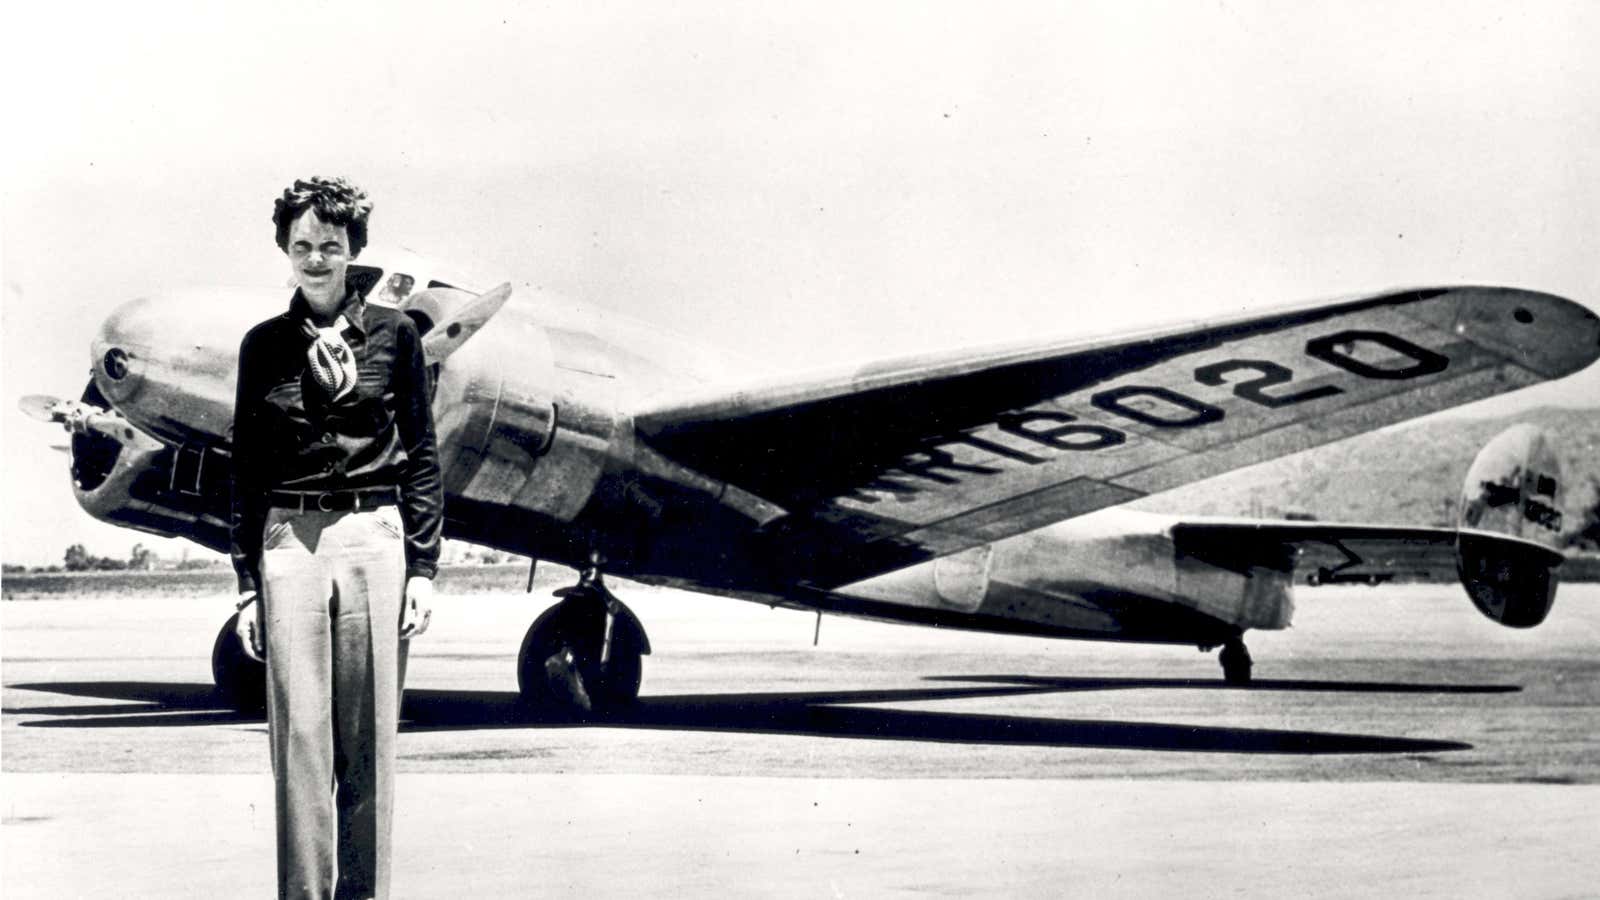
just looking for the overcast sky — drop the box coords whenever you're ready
[4,1,1598,566]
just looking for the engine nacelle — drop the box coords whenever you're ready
[839,508,1295,642]
[1021,520,1296,631]
[1456,424,1564,627]
[66,383,232,552]
[412,289,618,544]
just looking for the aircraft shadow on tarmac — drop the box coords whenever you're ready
[9,674,1515,754]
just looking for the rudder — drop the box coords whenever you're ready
[1456,424,1564,627]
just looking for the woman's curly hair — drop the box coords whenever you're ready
[272,176,374,256]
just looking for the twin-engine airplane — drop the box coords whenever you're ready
[23,250,1600,714]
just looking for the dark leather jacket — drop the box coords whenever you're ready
[230,287,443,593]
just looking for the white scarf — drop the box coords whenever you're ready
[301,315,358,402]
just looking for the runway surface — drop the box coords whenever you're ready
[4,576,1598,896]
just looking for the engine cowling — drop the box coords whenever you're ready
[1456,424,1564,628]
[66,382,232,552]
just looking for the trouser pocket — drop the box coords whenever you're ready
[261,512,295,551]
[370,505,404,540]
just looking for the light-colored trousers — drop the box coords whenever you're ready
[261,505,409,900]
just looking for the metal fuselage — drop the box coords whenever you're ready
[81,253,1288,648]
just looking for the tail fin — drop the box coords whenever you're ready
[1456,424,1564,627]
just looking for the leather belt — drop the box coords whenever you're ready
[268,486,399,513]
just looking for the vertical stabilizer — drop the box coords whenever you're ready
[1456,424,1564,627]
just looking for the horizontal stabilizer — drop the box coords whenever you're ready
[1168,420,1568,634]
[1166,519,1563,588]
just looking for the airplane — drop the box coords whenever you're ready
[21,248,1599,715]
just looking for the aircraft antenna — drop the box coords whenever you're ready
[813,611,823,647]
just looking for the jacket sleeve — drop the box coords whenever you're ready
[230,328,269,595]
[394,315,444,580]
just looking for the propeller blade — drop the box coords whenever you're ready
[20,394,160,448]
[19,394,67,423]
[420,282,514,365]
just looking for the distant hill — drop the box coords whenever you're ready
[1131,406,1600,540]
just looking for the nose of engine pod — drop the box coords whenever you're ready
[90,289,278,443]
[90,296,158,407]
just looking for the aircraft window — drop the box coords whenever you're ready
[427,280,456,289]
[377,272,416,306]
[346,265,383,297]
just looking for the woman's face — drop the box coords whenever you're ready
[285,209,352,313]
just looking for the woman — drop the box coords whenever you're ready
[230,175,443,899]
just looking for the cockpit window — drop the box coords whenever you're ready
[346,264,384,297]
[345,264,387,298]
[376,272,416,306]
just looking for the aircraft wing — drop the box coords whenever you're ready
[635,286,1598,586]
[1165,519,1565,585]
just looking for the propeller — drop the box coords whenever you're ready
[418,282,514,365]
[19,394,66,423]
[17,394,158,448]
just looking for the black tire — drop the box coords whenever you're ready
[516,600,643,716]
[211,612,267,714]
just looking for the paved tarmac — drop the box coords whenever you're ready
[4,578,1598,896]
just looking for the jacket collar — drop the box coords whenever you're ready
[286,284,368,337]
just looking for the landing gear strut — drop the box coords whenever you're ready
[211,611,266,713]
[1219,636,1253,685]
[517,561,648,717]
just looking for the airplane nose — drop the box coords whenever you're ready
[91,297,156,407]
[90,289,275,444]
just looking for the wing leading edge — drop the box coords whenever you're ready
[636,286,1598,586]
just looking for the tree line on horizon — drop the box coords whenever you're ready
[3,538,524,575]
[0,543,227,575]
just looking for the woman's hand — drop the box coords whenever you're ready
[235,592,264,661]
[400,576,433,639]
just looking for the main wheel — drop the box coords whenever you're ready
[516,599,643,717]
[211,611,267,713]
[1219,637,1253,685]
